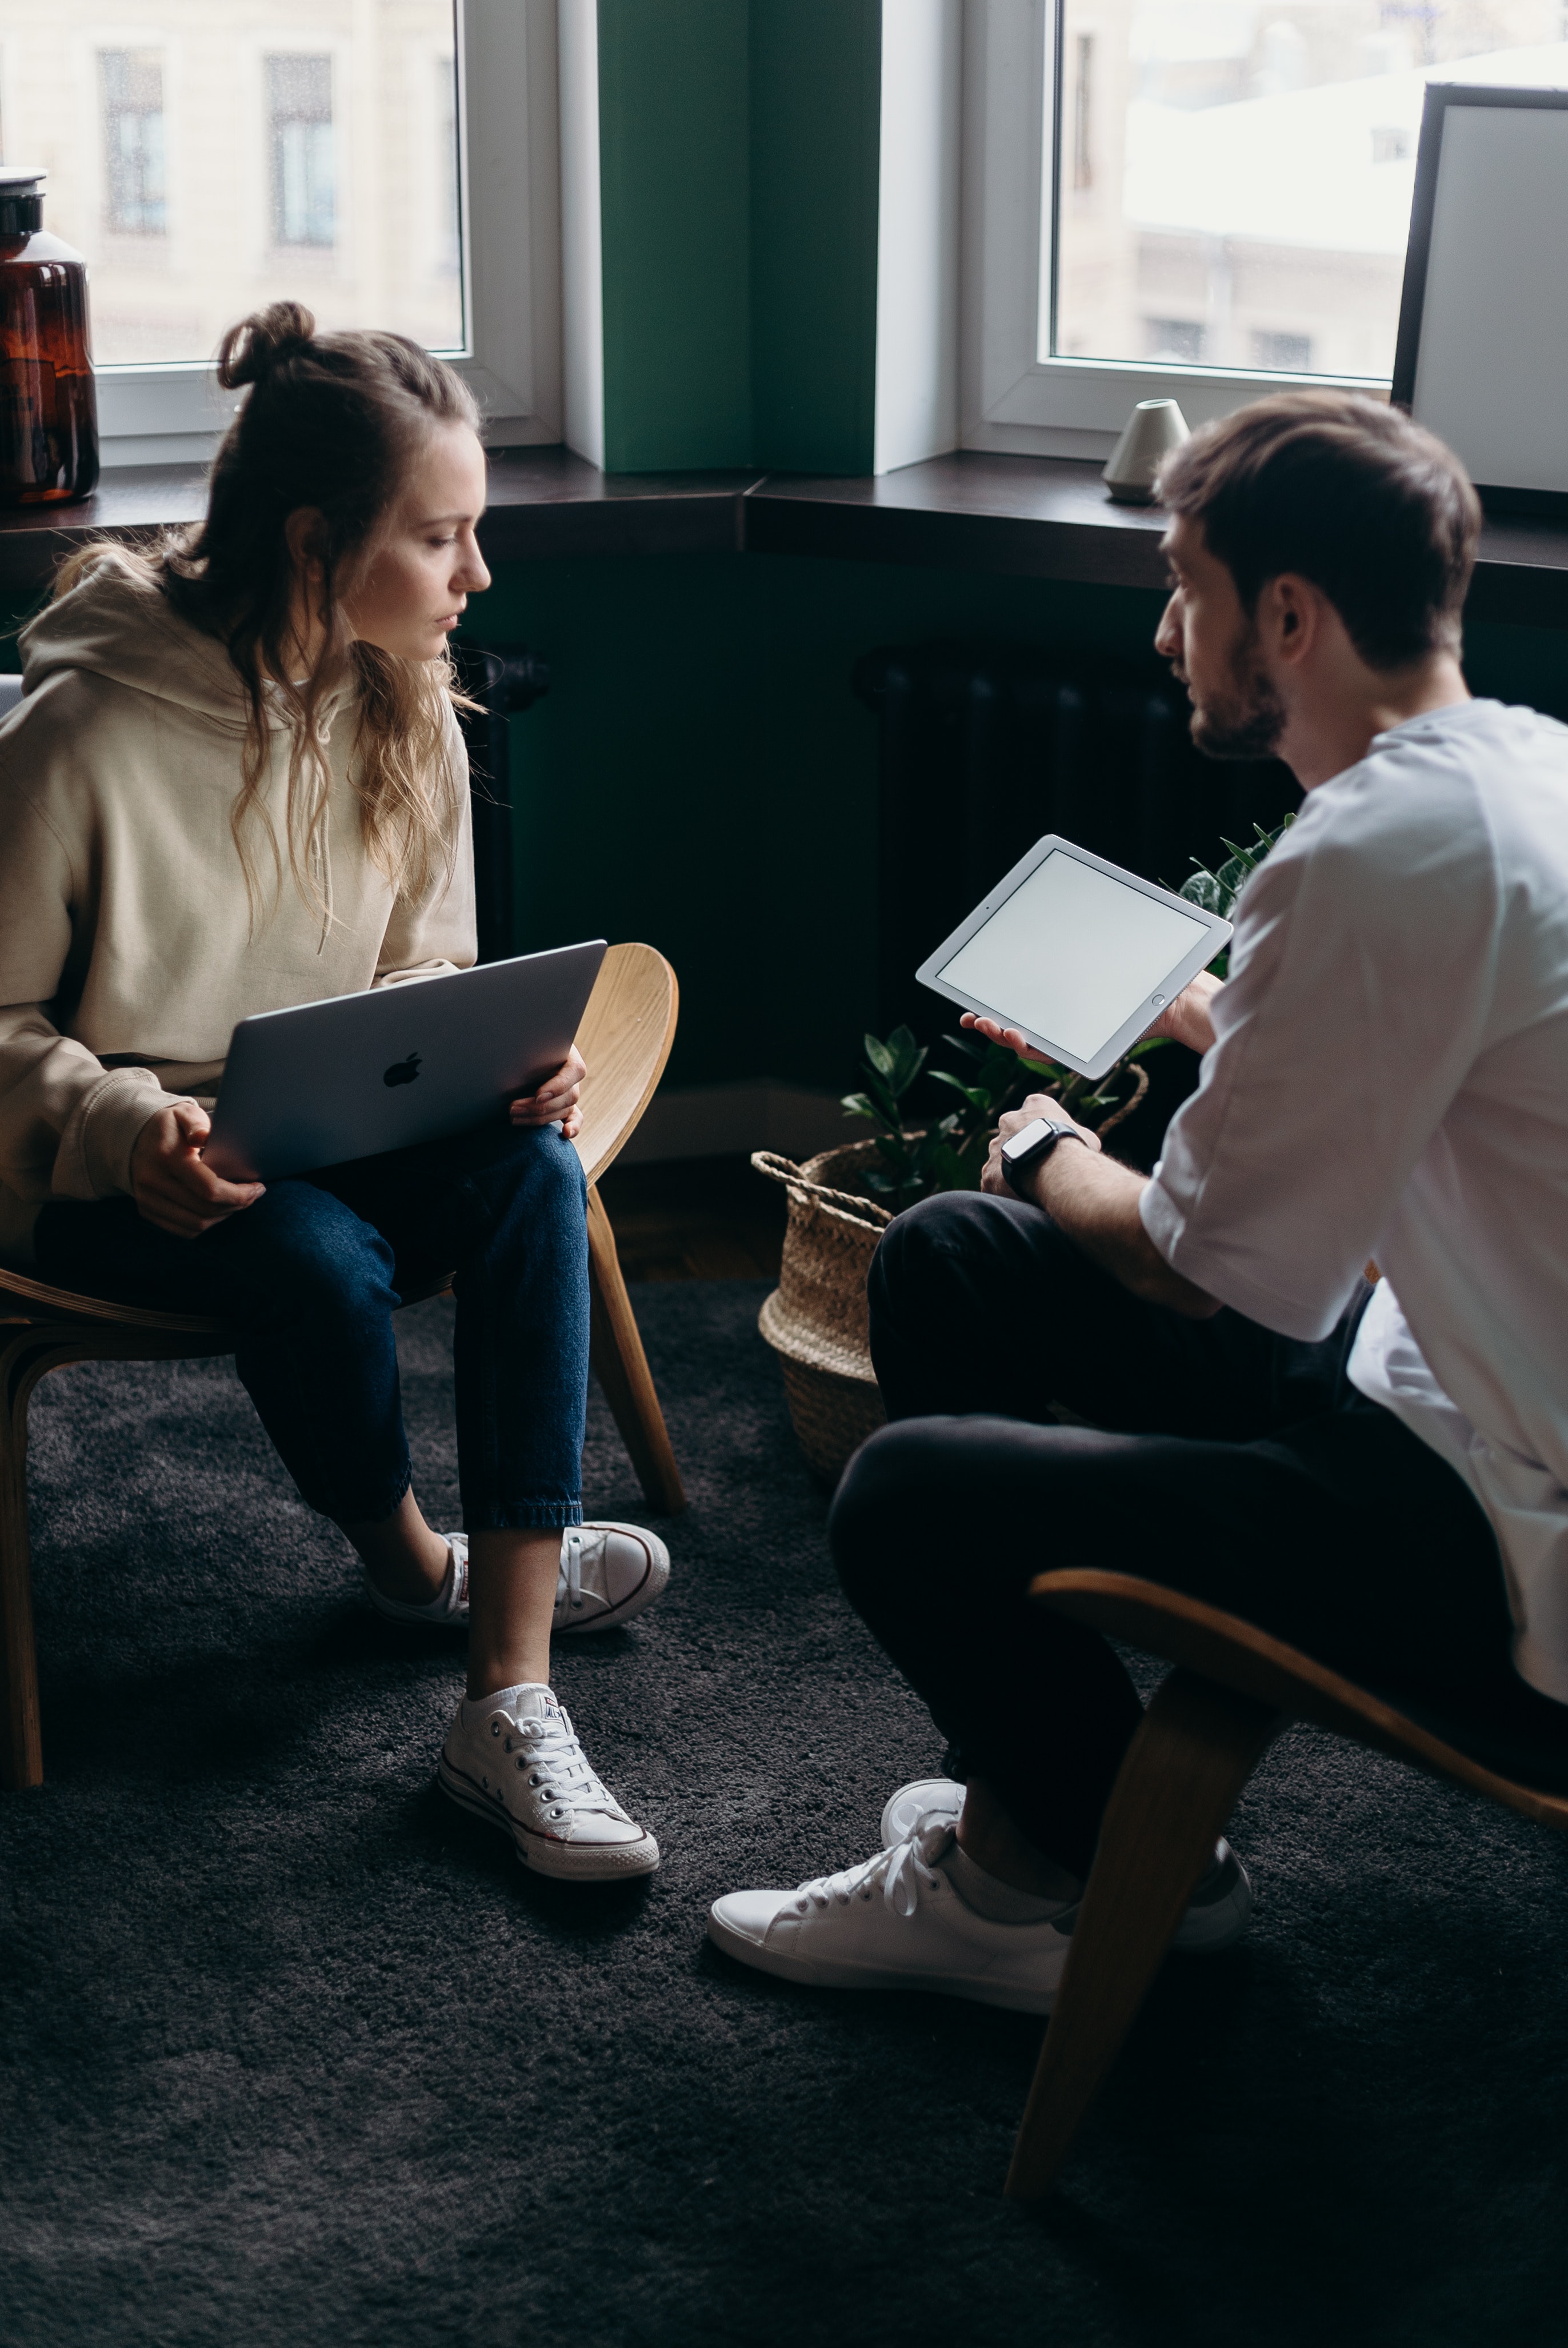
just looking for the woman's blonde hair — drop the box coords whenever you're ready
[54,300,480,928]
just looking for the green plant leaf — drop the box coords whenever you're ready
[862,1033,895,1081]
[927,1068,990,1112]
[840,1091,879,1122]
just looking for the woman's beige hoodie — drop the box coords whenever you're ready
[0,548,475,1261]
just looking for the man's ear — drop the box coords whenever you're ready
[1265,573,1318,665]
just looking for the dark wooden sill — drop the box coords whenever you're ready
[2,444,1566,625]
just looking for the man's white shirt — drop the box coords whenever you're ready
[1140,699,1568,1702]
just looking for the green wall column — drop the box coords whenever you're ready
[596,0,752,472]
[749,0,882,476]
[593,0,884,475]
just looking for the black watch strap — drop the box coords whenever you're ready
[1000,1115,1087,1195]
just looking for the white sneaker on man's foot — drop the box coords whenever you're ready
[438,1683,659,1880]
[878,1778,1254,1955]
[707,1812,1075,2012]
[365,1523,670,1637]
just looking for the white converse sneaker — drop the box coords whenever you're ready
[364,1539,470,1629]
[365,1523,670,1638]
[706,1812,1075,2013]
[554,1522,670,1635]
[878,1777,1254,1955]
[437,1683,659,1880]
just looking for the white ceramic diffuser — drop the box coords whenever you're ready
[1102,397,1190,505]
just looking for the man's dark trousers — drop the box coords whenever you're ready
[827,1188,1510,1877]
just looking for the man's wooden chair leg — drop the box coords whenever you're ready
[0,1331,48,1790]
[585,1185,686,1515]
[1005,1670,1281,2200]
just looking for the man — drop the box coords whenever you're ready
[708,391,1568,2012]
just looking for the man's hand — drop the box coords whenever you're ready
[960,971,1225,1065]
[130,1103,266,1239]
[510,1044,586,1141]
[1145,968,1223,1056]
[982,1092,1101,1197]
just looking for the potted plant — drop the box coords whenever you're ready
[754,815,1294,1483]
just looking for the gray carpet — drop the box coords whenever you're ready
[2,1280,1566,2348]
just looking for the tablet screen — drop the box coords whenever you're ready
[936,849,1211,1062]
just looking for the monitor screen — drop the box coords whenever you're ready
[937,849,1210,1062]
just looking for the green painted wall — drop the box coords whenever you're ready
[595,0,882,476]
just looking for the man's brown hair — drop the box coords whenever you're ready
[1158,392,1481,671]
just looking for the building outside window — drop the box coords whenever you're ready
[1049,0,1568,386]
[1072,34,1095,190]
[1253,328,1313,372]
[101,50,167,239]
[1145,315,1206,362]
[0,3,479,375]
[268,55,335,251]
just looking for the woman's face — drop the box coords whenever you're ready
[341,422,491,661]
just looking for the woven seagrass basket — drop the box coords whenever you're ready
[752,1140,893,1488]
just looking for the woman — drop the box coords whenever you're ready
[0,304,667,1881]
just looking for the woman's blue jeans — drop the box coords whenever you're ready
[33,1118,589,1531]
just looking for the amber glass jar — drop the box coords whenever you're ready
[0,167,98,506]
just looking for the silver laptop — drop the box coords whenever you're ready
[202,940,607,1182]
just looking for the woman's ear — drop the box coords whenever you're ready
[283,505,326,580]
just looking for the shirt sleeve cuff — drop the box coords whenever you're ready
[54,1071,191,1202]
[1138,1171,1346,1341]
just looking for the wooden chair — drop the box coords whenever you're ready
[1002,1568,1568,2200]
[0,940,685,1791]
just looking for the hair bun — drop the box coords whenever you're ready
[216,302,318,391]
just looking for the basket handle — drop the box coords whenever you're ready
[750,1150,893,1231]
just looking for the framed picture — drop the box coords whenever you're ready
[1393,83,1568,518]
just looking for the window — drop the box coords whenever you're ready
[963,0,1568,456]
[1146,317,1206,363]
[1071,35,1095,190]
[1253,328,1312,372]
[268,56,335,251]
[101,51,167,238]
[0,0,561,460]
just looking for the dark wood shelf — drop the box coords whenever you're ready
[3,444,1567,624]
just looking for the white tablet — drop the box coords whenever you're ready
[915,835,1232,1081]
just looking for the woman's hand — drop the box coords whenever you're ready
[129,1103,266,1239]
[510,1044,586,1141]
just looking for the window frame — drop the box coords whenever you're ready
[959,0,1389,461]
[93,0,562,464]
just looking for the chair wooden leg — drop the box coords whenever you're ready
[0,1331,49,1790]
[585,1184,687,1515]
[1005,1668,1281,2201]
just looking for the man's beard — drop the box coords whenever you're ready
[1182,626,1286,761]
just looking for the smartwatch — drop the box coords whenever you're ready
[999,1112,1089,1196]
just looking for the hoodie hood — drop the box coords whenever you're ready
[18,545,355,734]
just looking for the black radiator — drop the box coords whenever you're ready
[854,641,1299,1037]
[451,644,550,964]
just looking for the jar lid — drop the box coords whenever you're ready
[0,169,45,235]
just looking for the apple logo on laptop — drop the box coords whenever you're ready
[383,1052,421,1088]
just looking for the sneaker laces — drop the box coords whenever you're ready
[496,1701,621,1820]
[557,1526,607,1616]
[794,1810,955,1923]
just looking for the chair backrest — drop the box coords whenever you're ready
[0,676,22,721]
[1031,1567,1568,1831]
[571,943,678,1188]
